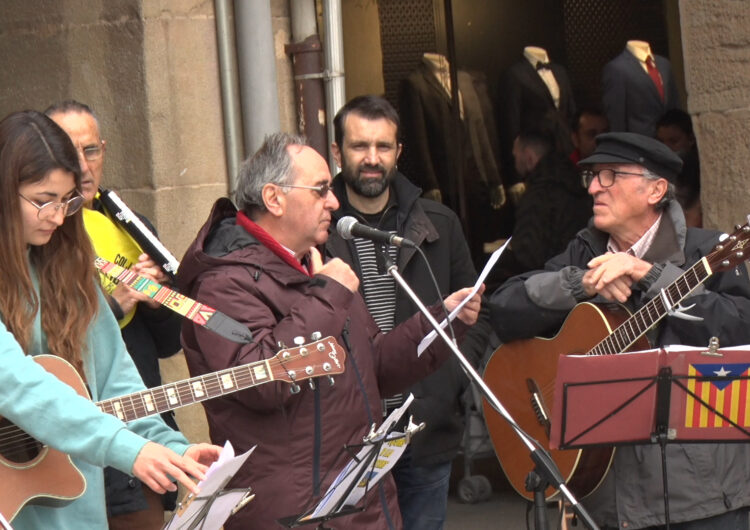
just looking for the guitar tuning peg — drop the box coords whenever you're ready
[293,336,305,346]
[290,383,301,394]
[308,379,316,390]
[327,375,335,387]
[310,331,322,341]
[277,340,286,349]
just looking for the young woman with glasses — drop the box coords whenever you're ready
[0,110,221,529]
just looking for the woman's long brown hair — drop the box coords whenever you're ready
[0,111,99,373]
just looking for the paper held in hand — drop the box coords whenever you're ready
[417,237,510,355]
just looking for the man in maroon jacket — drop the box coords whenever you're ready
[177,132,482,529]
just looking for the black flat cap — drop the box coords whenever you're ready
[579,132,683,183]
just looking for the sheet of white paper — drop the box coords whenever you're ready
[164,441,255,530]
[304,395,415,520]
[417,238,511,355]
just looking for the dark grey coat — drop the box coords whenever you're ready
[490,201,750,528]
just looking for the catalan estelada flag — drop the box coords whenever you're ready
[685,363,750,428]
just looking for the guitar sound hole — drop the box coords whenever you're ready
[0,417,44,463]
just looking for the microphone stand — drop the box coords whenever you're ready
[379,252,599,530]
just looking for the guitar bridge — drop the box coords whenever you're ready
[526,378,551,437]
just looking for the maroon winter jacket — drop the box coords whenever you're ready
[178,198,465,529]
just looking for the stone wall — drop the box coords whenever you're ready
[0,0,228,258]
[0,0,228,443]
[680,0,750,232]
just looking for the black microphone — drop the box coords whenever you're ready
[336,216,416,248]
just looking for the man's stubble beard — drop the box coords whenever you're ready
[341,163,396,198]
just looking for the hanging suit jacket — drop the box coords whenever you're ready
[497,58,576,185]
[602,49,680,137]
[398,63,503,205]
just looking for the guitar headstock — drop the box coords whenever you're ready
[270,335,346,387]
[707,218,750,273]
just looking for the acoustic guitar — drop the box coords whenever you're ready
[0,336,346,521]
[483,219,750,501]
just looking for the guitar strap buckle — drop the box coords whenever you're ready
[659,288,703,321]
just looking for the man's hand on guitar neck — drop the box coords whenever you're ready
[132,441,222,496]
[582,252,653,303]
[111,253,167,313]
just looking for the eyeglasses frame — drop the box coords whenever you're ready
[280,182,333,199]
[19,192,85,219]
[76,140,105,162]
[581,168,645,188]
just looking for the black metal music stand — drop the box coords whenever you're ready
[277,419,419,529]
[552,343,750,529]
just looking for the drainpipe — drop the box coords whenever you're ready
[234,0,281,156]
[286,0,328,157]
[321,0,346,171]
[213,0,244,195]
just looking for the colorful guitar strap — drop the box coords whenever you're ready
[94,256,253,344]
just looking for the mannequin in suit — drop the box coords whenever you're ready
[399,53,506,263]
[602,40,680,137]
[497,46,576,198]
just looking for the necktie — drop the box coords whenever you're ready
[536,61,551,71]
[645,56,665,102]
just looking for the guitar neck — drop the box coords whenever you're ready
[589,256,712,356]
[96,359,273,422]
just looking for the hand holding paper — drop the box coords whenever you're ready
[417,238,511,355]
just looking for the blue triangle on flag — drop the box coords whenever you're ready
[691,363,750,390]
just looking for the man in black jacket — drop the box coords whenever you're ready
[326,95,491,529]
[488,128,592,289]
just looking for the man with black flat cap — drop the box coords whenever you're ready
[490,132,750,529]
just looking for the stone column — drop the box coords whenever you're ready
[680,0,750,231]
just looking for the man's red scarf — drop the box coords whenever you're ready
[236,211,311,277]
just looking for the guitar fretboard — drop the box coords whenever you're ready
[96,359,272,422]
[588,257,711,356]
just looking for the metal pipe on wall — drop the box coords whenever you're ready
[287,0,328,157]
[322,0,346,172]
[213,0,244,195]
[234,0,281,156]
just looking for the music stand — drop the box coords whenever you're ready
[277,395,421,528]
[163,442,255,530]
[551,343,750,528]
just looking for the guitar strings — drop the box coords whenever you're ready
[539,267,702,397]
[96,349,326,419]
[0,347,335,459]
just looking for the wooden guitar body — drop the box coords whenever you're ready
[482,302,650,501]
[0,356,86,521]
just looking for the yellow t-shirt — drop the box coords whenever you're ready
[82,206,143,328]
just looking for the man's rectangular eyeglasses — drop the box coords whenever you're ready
[281,182,333,198]
[581,169,644,188]
[77,142,104,162]
[19,193,84,220]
